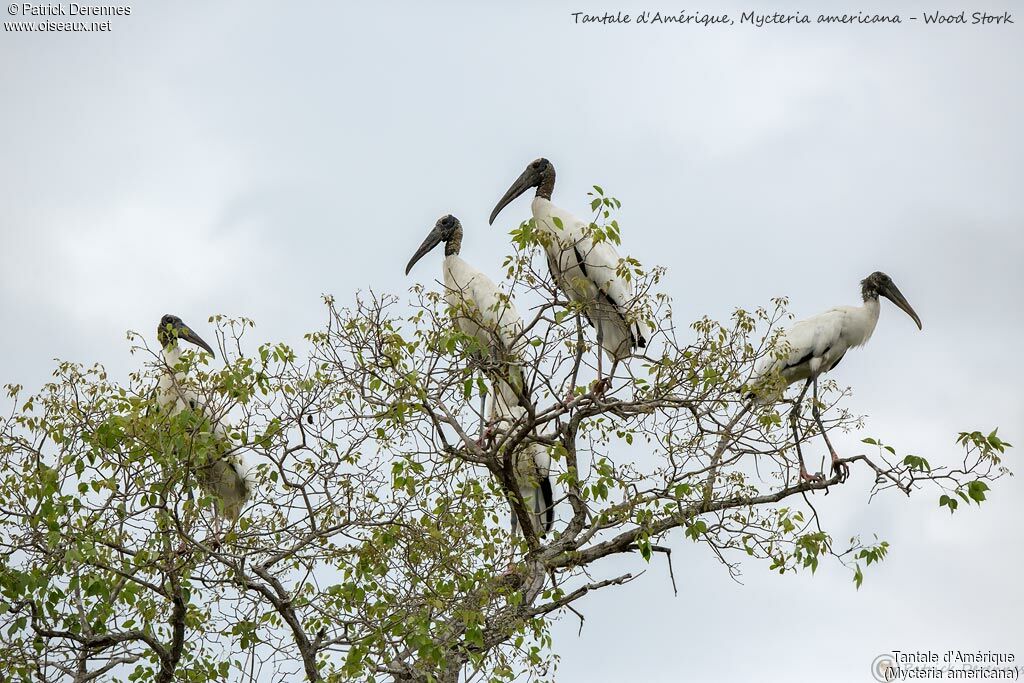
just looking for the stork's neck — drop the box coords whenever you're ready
[161,343,181,368]
[536,169,555,200]
[853,297,881,347]
[530,196,554,232]
[445,225,463,256]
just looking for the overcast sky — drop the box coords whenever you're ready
[2,1,1021,681]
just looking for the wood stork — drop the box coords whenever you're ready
[489,158,645,393]
[156,314,252,535]
[405,214,526,419]
[751,272,922,483]
[488,396,554,541]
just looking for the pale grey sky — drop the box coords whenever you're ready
[2,1,1022,681]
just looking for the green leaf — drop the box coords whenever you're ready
[684,520,707,541]
[967,480,989,504]
[902,455,931,472]
[939,494,958,514]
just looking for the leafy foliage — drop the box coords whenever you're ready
[0,191,1011,682]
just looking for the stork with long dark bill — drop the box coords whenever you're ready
[405,215,527,426]
[489,158,646,395]
[751,272,922,483]
[155,314,252,539]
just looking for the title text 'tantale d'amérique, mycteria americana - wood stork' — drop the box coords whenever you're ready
[750,272,922,484]
[488,158,646,396]
[405,215,528,430]
[156,314,253,539]
[486,393,555,545]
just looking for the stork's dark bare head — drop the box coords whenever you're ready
[405,214,464,275]
[530,157,552,174]
[436,214,461,240]
[860,272,892,300]
[157,314,215,356]
[861,272,922,330]
[489,157,557,225]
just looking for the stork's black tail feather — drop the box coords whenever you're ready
[540,477,555,535]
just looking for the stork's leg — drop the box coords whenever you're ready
[790,378,821,483]
[593,326,610,396]
[210,507,221,544]
[211,503,223,547]
[477,374,490,446]
[563,313,584,405]
[811,375,848,483]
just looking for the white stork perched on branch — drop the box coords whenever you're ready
[489,158,645,394]
[751,272,922,483]
[487,396,554,542]
[155,314,252,536]
[405,214,527,422]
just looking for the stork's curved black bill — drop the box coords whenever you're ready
[405,226,443,275]
[880,282,923,330]
[489,167,538,226]
[181,327,216,356]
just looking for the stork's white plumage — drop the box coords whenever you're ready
[488,397,554,540]
[406,215,526,415]
[753,300,882,387]
[752,272,923,482]
[489,158,645,391]
[156,314,252,529]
